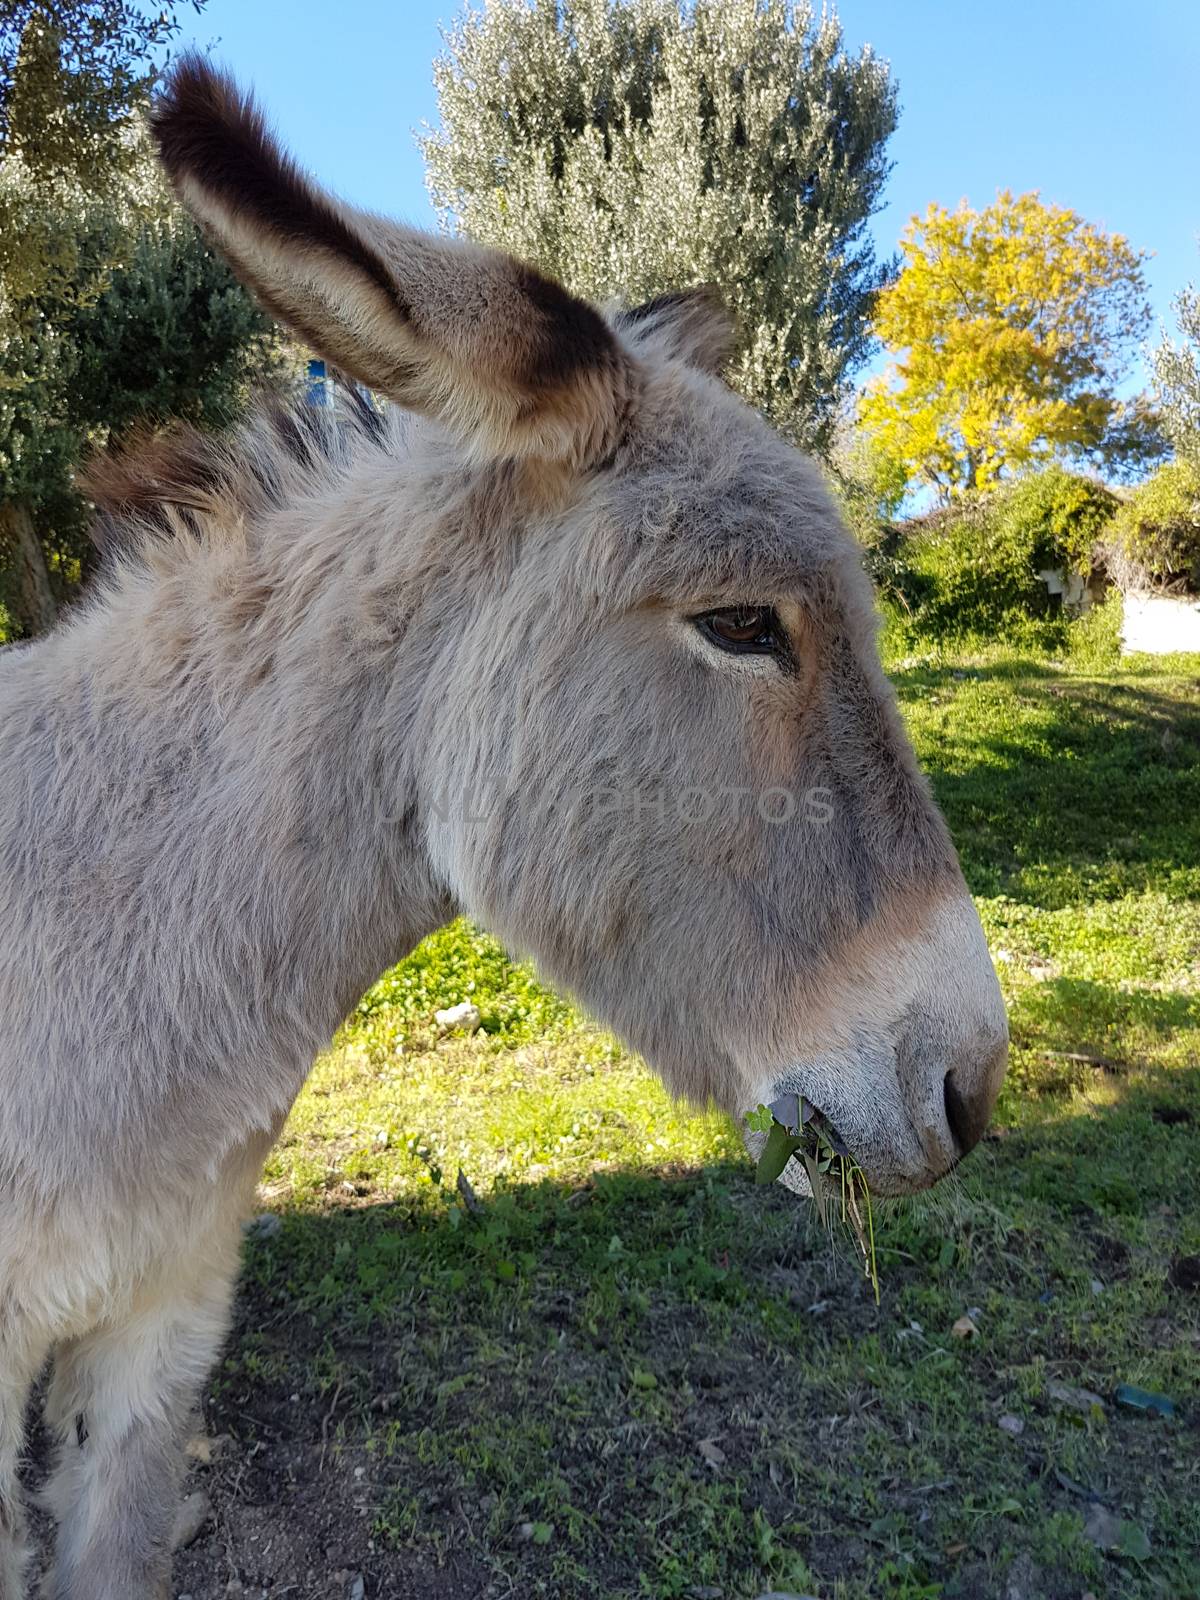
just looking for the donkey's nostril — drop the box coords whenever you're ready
[943,1069,991,1156]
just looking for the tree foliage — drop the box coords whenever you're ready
[422,0,898,454]
[1152,274,1200,468]
[0,1,278,639]
[860,191,1161,499]
[0,145,275,635]
[828,405,908,547]
[0,1,178,183]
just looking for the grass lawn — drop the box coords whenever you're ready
[175,638,1200,1600]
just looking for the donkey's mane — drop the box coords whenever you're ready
[82,382,389,560]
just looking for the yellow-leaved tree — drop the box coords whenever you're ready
[859,191,1162,500]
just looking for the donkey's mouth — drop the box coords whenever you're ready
[766,1091,850,1156]
[742,1090,869,1200]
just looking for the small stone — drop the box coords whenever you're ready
[1090,1278,1104,1295]
[348,1577,366,1600]
[688,1589,724,1599]
[170,1490,210,1550]
[1047,1380,1106,1417]
[997,1413,1025,1436]
[1083,1504,1123,1550]
[434,1001,482,1034]
[243,1212,282,1241]
[225,1585,244,1599]
[951,1315,978,1340]
[1003,1553,1042,1600]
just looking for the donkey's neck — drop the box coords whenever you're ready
[165,444,459,1049]
[22,419,470,1164]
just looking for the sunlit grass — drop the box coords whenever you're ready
[223,640,1200,1600]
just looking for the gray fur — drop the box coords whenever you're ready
[0,59,1006,1598]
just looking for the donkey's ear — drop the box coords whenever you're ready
[152,56,631,467]
[617,288,734,375]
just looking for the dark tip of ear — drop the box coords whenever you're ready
[151,52,403,313]
[151,51,247,187]
[618,285,735,374]
[621,285,725,326]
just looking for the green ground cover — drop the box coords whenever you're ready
[184,638,1200,1600]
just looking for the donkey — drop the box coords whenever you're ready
[0,55,1008,1599]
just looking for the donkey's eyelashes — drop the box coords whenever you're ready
[692,606,790,663]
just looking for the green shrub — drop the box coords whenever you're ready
[1104,460,1200,593]
[890,468,1116,642]
[996,467,1118,575]
[1066,589,1124,667]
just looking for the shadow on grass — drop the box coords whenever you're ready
[1009,975,1200,1059]
[175,1062,1200,1600]
[244,1061,1200,1329]
[889,664,1200,905]
[993,1060,1200,1220]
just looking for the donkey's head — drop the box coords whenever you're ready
[153,59,1007,1197]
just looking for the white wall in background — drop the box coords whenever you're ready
[1121,592,1200,655]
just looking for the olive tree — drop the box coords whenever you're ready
[422,0,898,454]
[0,2,277,639]
[1153,274,1200,467]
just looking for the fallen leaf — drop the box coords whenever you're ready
[1084,1503,1151,1558]
[1047,1380,1106,1418]
[698,1437,726,1469]
[1053,1467,1100,1501]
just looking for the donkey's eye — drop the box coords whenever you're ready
[693,606,784,657]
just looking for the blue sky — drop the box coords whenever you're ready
[177,0,1198,387]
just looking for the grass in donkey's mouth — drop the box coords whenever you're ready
[745,1096,880,1302]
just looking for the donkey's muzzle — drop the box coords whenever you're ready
[746,891,1009,1197]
